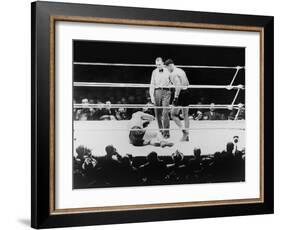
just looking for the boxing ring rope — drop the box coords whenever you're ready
[74,62,244,70]
[73,62,245,121]
[74,103,244,110]
[74,82,244,90]
[75,127,245,132]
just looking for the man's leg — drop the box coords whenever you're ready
[154,90,163,133]
[180,107,189,141]
[183,108,190,131]
[162,90,171,138]
[171,107,182,129]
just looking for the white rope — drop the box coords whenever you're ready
[73,62,244,70]
[74,103,244,109]
[75,127,245,131]
[73,82,244,90]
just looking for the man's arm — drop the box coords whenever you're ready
[185,72,190,85]
[173,74,182,99]
[149,71,156,104]
[140,112,155,122]
[174,70,189,102]
[185,72,190,88]
[114,152,122,161]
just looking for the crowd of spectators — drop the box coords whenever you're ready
[73,141,245,188]
[73,96,245,121]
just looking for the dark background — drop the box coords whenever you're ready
[73,40,245,105]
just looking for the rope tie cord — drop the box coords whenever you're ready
[231,88,241,105]
[229,66,243,86]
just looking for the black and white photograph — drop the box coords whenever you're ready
[72,40,246,189]
[29,1,274,228]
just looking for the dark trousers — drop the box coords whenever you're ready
[154,89,171,137]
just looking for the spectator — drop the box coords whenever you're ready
[167,150,187,182]
[105,145,122,161]
[73,143,246,188]
[194,110,203,120]
[120,97,127,104]
[92,101,106,120]
[75,145,92,161]
[228,110,236,120]
[128,95,136,104]
[210,142,236,182]
[233,146,245,181]
[73,145,93,187]
[206,151,224,181]
[188,147,202,172]
[115,107,128,120]
[194,102,204,120]
[73,94,243,121]
[221,142,235,159]
[139,151,167,184]
[77,98,92,120]
[118,155,140,185]
[98,145,123,185]
[203,103,222,120]
[73,170,87,188]
[100,101,116,120]
[82,156,99,184]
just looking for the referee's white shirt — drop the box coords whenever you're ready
[150,68,171,88]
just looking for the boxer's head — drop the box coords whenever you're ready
[164,59,175,72]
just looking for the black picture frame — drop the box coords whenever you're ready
[31,1,274,228]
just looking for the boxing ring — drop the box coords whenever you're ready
[73,62,245,157]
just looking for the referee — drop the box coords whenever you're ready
[149,57,172,139]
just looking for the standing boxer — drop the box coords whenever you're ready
[165,59,190,141]
[149,57,172,139]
